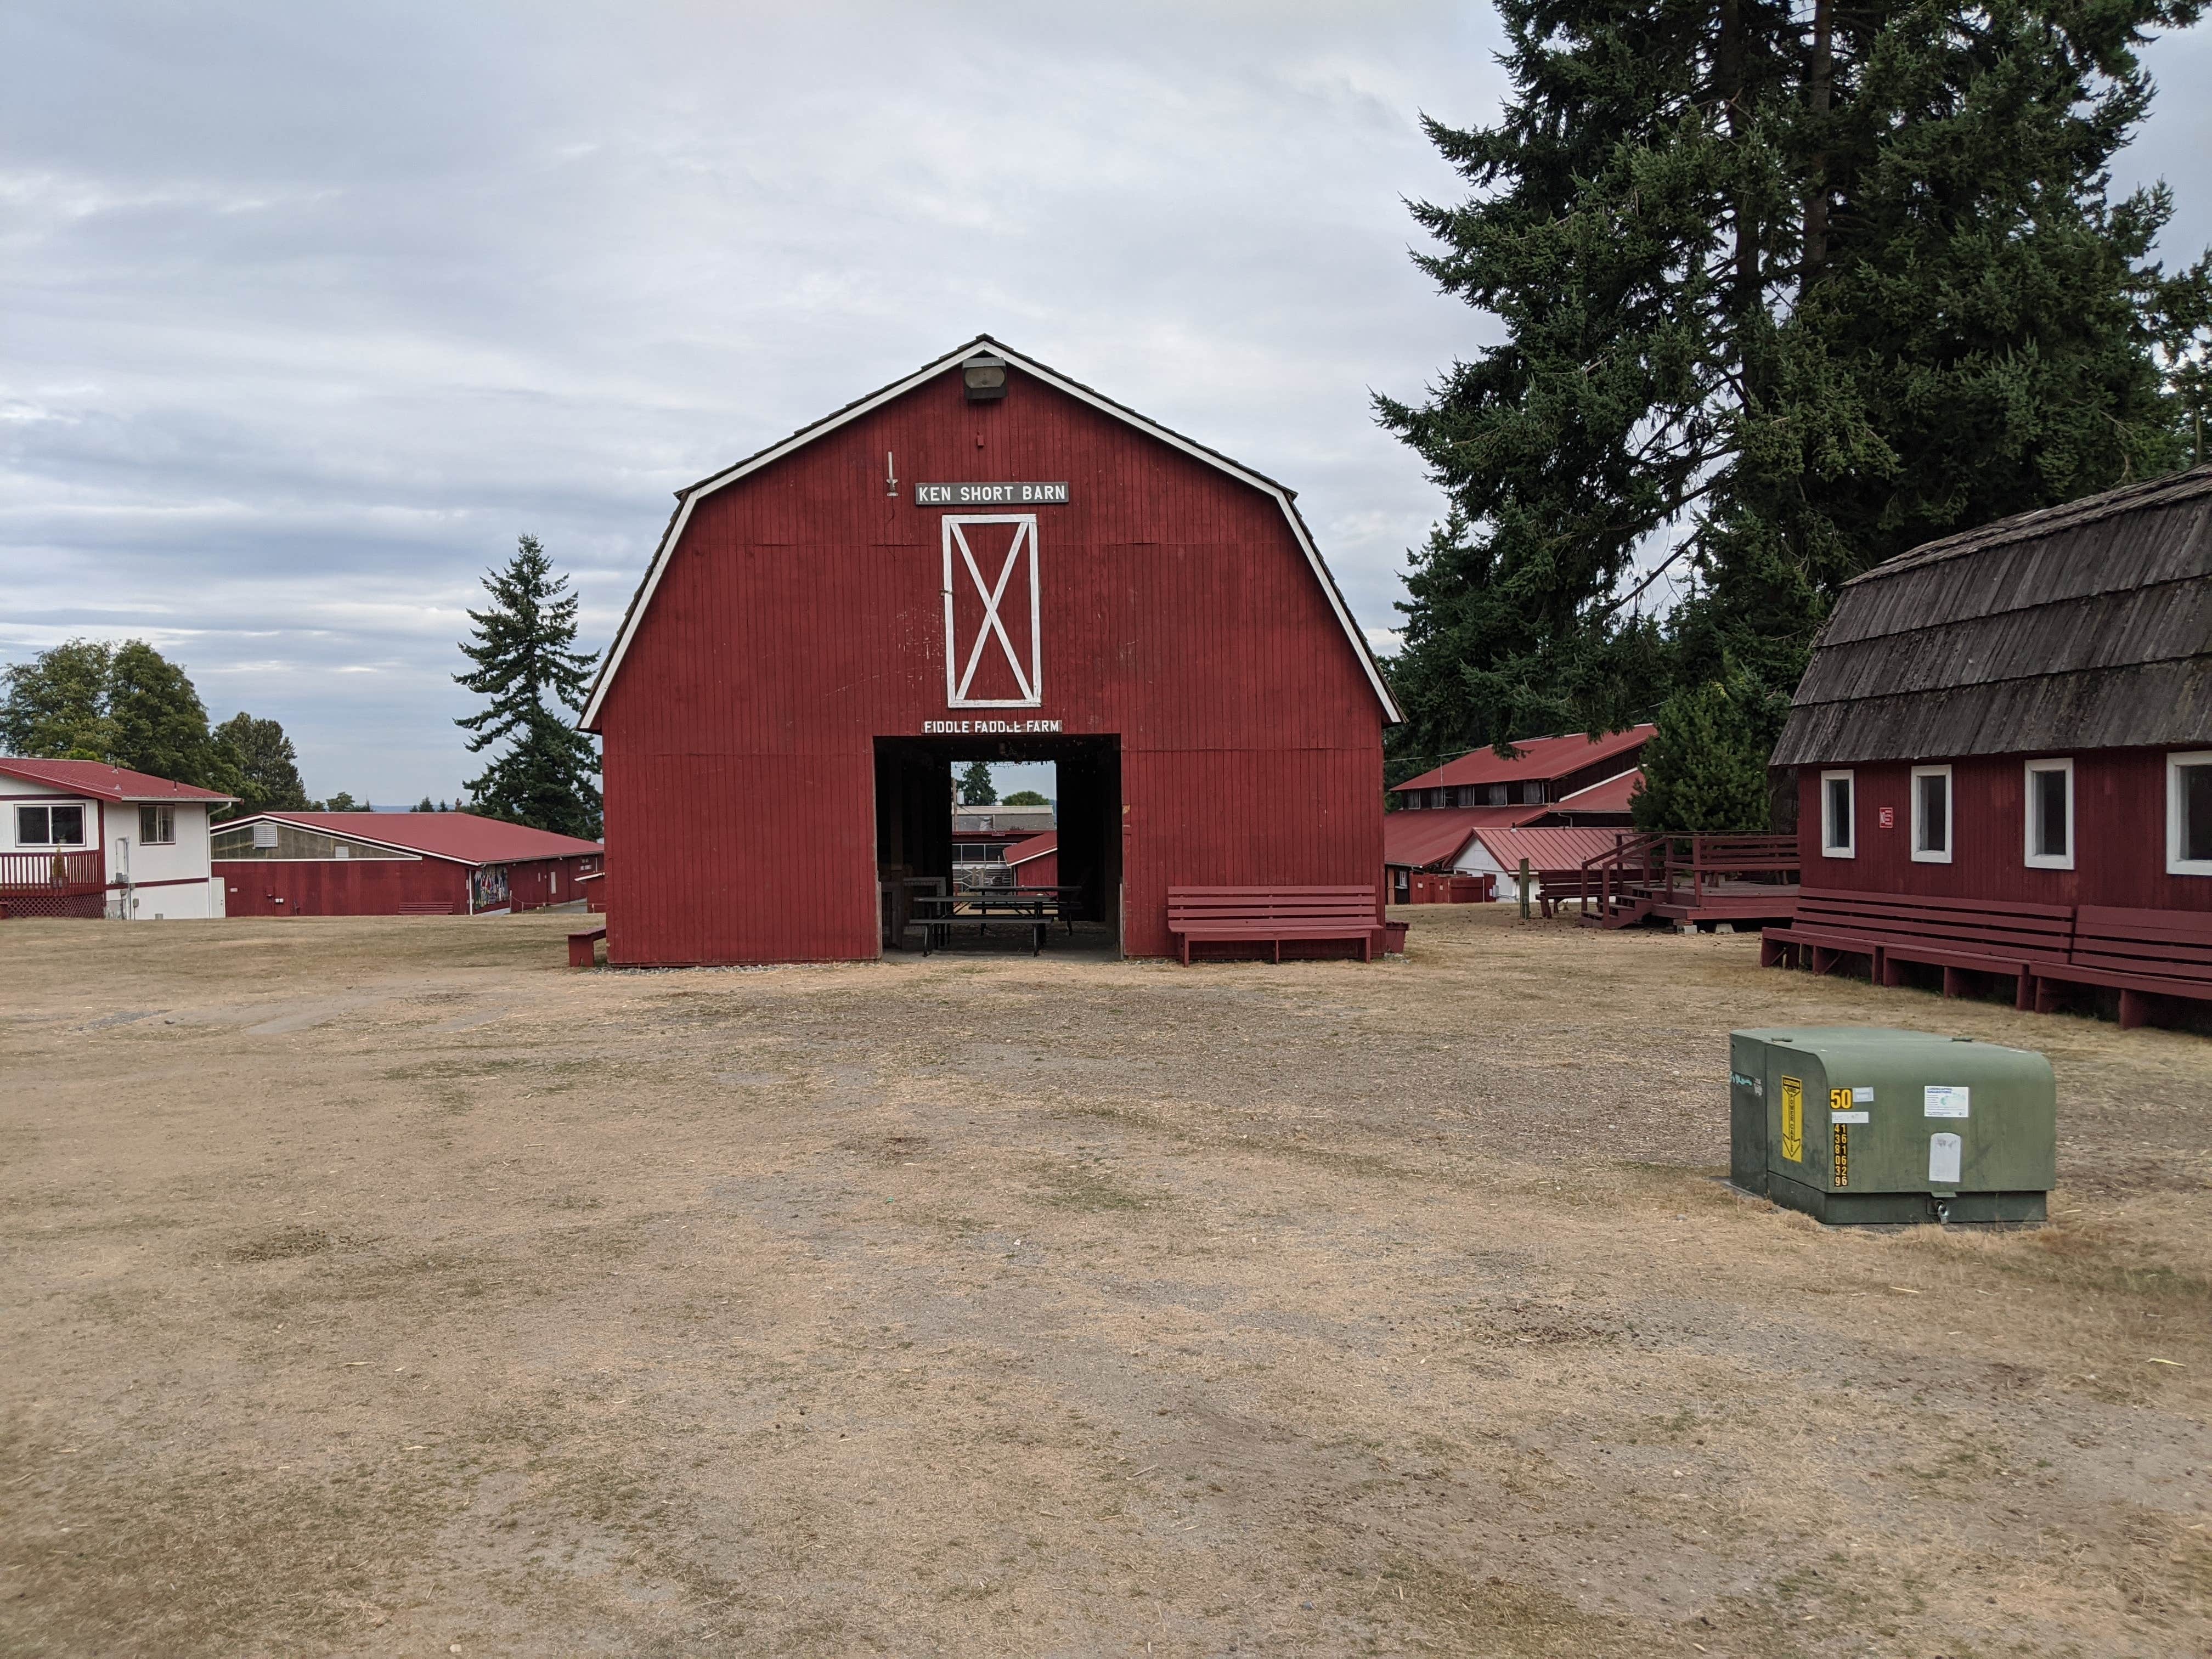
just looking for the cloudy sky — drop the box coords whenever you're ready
[5,3,2208,805]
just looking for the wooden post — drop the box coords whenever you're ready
[1517,857,1532,921]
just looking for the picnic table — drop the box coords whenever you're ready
[909,887,1083,956]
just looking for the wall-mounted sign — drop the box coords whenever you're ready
[923,718,1065,735]
[916,481,1069,506]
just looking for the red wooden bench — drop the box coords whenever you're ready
[2033,906,2212,1029]
[1167,886,1379,964]
[1760,888,2073,1009]
[397,901,457,916]
[568,926,607,968]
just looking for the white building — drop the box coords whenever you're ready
[0,758,235,919]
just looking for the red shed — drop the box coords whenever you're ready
[212,811,602,917]
[582,337,1401,965]
[1006,832,1059,888]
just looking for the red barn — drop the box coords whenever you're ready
[582,337,1401,965]
[212,811,601,917]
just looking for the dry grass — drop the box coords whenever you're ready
[3,905,2209,1656]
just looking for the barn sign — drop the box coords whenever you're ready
[915,481,1070,505]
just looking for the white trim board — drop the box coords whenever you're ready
[578,335,1402,729]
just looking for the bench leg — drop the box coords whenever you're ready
[1181,936,1190,967]
[1942,967,1962,1000]
[1760,936,1782,968]
[1272,939,1282,965]
[1811,946,1832,977]
[2119,989,2148,1031]
[2016,971,2036,1012]
[2035,978,2065,1014]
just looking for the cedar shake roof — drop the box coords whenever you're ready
[1775,464,2212,766]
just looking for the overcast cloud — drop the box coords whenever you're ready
[4,3,2207,804]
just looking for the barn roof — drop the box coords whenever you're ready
[1774,464,2212,766]
[1004,831,1057,866]
[1551,767,1644,813]
[1391,726,1654,793]
[1382,804,1547,870]
[579,335,1402,728]
[0,757,235,804]
[1466,825,1632,873]
[222,811,602,866]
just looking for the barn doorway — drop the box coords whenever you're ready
[873,735,1121,957]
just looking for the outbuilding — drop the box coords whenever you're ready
[0,758,234,918]
[1768,465,2212,1024]
[582,336,1400,964]
[212,811,601,917]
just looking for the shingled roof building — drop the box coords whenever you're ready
[1774,464,2212,915]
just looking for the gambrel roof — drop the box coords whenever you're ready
[1775,465,2212,765]
[580,336,1402,729]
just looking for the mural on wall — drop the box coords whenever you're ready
[471,865,510,912]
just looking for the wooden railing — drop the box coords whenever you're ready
[0,850,103,891]
[1579,833,1799,917]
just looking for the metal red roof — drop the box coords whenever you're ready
[1392,726,1655,793]
[1465,826,1637,872]
[1551,767,1644,813]
[0,757,235,803]
[236,811,602,866]
[1383,805,1547,870]
[1004,831,1058,866]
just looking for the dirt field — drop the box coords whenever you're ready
[5,905,2209,1658]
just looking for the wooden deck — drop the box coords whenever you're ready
[1575,835,1801,931]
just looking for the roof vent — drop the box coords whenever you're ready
[962,353,1008,403]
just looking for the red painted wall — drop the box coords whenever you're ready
[1795,747,2210,911]
[595,365,1387,964]
[216,854,596,917]
[1011,850,1059,887]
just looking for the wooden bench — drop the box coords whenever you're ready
[1167,886,1378,965]
[1760,888,2073,1009]
[397,901,456,916]
[2034,905,2212,1029]
[567,926,607,968]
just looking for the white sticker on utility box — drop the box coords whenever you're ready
[1928,1132,1963,1185]
[1923,1085,1971,1119]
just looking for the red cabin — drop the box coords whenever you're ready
[1768,466,2212,1027]
[582,337,1400,966]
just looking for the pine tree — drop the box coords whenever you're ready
[1380,0,2210,762]
[1630,665,1787,833]
[213,713,310,819]
[957,761,998,805]
[455,535,602,839]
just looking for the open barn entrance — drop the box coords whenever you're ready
[873,735,1121,957]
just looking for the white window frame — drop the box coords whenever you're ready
[1819,770,1855,859]
[1911,764,1954,864]
[2167,750,2212,876]
[2023,758,2073,871]
[138,804,176,845]
[14,802,89,848]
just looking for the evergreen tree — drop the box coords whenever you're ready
[321,791,360,811]
[1,640,117,759]
[1630,665,1787,833]
[213,713,310,819]
[455,534,602,839]
[957,761,998,805]
[1380,0,2210,763]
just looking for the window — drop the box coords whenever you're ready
[2168,751,2212,875]
[139,804,176,845]
[15,803,87,847]
[1486,784,1509,807]
[2023,759,2073,870]
[1911,765,1952,863]
[1819,771,1854,858]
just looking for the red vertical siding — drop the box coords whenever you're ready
[216,858,471,916]
[597,366,1386,965]
[1796,747,2208,911]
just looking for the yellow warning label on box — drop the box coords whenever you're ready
[1781,1076,1804,1163]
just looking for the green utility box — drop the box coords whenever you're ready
[1730,1027,2055,1224]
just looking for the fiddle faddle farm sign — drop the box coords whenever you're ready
[915,481,1070,506]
